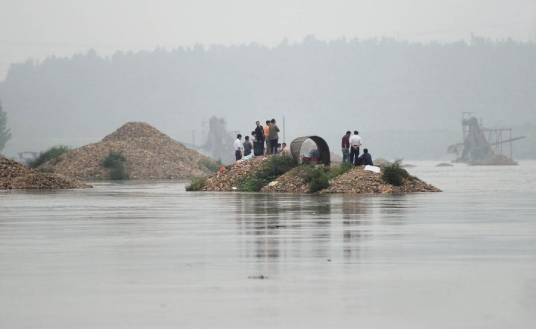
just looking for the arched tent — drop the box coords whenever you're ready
[290,136,331,166]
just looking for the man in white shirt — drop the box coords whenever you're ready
[349,130,362,165]
[233,134,243,161]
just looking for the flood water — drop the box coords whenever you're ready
[1,161,536,329]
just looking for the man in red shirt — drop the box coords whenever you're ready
[341,131,351,163]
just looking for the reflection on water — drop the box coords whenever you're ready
[230,193,414,263]
[233,193,335,260]
[1,162,536,329]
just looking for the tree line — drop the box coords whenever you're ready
[0,36,535,158]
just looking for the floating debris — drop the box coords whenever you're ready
[436,162,454,167]
[248,274,268,280]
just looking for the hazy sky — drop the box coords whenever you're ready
[1,0,535,79]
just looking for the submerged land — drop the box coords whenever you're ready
[191,156,440,194]
[1,122,218,189]
[0,155,89,189]
[1,121,439,193]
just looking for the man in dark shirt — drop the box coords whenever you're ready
[341,131,351,163]
[356,148,373,166]
[243,136,253,157]
[253,121,265,156]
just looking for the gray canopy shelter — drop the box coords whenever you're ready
[290,136,331,166]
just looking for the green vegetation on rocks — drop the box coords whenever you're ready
[239,156,297,192]
[29,145,70,168]
[299,165,330,193]
[198,156,440,194]
[261,163,354,194]
[293,163,352,193]
[381,161,410,186]
[239,176,267,192]
[101,151,129,180]
[199,158,221,173]
[186,177,207,191]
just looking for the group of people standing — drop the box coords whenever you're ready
[233,122,373,165]
[234,119,287,161]
[341,130,373,166]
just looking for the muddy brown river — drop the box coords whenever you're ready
[1,161,535,328]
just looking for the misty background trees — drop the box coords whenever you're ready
[0,36,535,160]
[0,100,12,152]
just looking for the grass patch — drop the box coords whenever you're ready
[199,158,221,173]
[239,156,297,192]
[293,163,351,193]
[239,177,267,192]
[29,145,70,168]
[299,165,330,193]
[101,151,129,180]
[381,161,410,186]
[186,176,207,191]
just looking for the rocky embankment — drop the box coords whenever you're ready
[1,156,90,190]
[260,166,310,193]
[41,122,218,180]
[323,168,440,193]
[202,157,268,191]
[197,157,440,194]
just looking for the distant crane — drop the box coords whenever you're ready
[447,113,525,165]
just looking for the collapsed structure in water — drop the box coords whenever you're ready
[447,113,525,165]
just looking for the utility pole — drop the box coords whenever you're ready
[282,115,286,143]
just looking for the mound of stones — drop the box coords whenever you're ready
[43,122,217,180]
[199,157,440,194]
[324,167,441,194]
[260,167,310,193]
[203,157,268,191]
[1,156,89,190]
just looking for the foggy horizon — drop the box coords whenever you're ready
[2,36,535,161]
[3,33,536,80]
[2,0,536,78]
[1,0,535,160]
